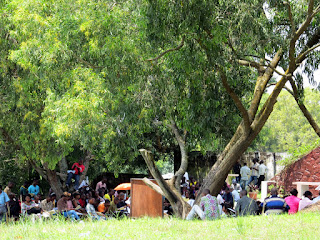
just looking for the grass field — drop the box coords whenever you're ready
[0,212,319,240]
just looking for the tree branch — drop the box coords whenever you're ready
[167,120,188,189]
[146,36,185,62]
[218,67,251,130]
[238,59,265,73]
[284,1,295,35]
[296,42,320,64]
[288,78,320,137]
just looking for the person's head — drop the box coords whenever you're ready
[46,195,52,202]
[104,199,111,210]
[78,159,83,165]
[62,192,71,200]
[23,181,29,187]
[81,193,86,200]
[89,198,96,205]
[225,187,230,194]
[244,162,247,166]
[202,189,210,197]
[74,192,81,200]
[253,158,259,164]
[229,187,234,192]
[232,179,237,185]
[25,194,32,203]
[119,192,125,201]
[260,160,264,164]
[240,189,247,198]
[271,187,278,196]
[109,189,115,195]
[98,189,105,197]
[102,177,108,184]
[33,180,38,186]
[8,181,14,188]
[185,190,190,198]
[34,195,40,202]
[304,191,312,200]
[290,189,298,197]
[50,193,56,201]
[190,185,196,191]
[114,197,120,205]
[9,193,15,200]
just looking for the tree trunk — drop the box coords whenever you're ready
[140,149,191,219]
[46,169,64,198]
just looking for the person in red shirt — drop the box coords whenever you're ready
[66,160,85,190]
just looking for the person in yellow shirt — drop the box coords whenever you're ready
[104,189,115,202]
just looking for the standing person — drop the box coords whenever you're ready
[20,182,29,201]
[248,158,259,185]
[186,189,220,220]
[298,191,313,211]
[233,161,242,183]
[257,160,267,188]
[4,181,14,196]
[284,189,301,214]
[66,159,85,190]
[96,177,108,192]
[235,190,258,216]
[28,180,40,197]
[240,163,251,189]
[0,185,10,223]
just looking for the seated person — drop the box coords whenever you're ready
[72,192,85,212]
[57,192,80,221]
[8,193,20,220]
[98,199,110,214]
[261,188,289,215]
[21,194,42,215]
[117,192,127,209]
[105,189,115,202]
[86,198,105,220]
[108,197,119,215]
[40,195,54,212]
[235,190,258,216]
[222,187,234,208]
[299,191,313,211]
[34,195,41,208]
[78,193,86,208]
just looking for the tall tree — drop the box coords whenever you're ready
[137,0,320,217]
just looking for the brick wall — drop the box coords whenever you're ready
[273,147,320,196]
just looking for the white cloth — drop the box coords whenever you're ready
[186,205,205,220]
[232,190,240,202]
[251,163,259,176]
[217,194,224,205]
[299,197,313,211]
[312,196,320,204]
[188,199,195,207]
[240,166,251,180]
[258,164,267,176]
[183,172,189,181]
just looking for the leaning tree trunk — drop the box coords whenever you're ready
[140,149,191,219]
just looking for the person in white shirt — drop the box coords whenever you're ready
[240,163,251,189]
[299,191,313,211]
[257,160,268,188]
[230,186,240,202]
[312,191,320,204]
[248,158,259,186]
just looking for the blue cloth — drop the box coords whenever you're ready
[66,173,80,190]
[28,185,40,196]
[0,192,9,205]
[63,210,80,220]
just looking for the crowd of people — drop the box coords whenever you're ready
[0,158,319,223]
[0,177,130,223]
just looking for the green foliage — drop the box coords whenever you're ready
[254,89,320,153]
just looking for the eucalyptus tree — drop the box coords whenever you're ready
[137,0,320,218]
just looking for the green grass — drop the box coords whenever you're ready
[1,212,320,240]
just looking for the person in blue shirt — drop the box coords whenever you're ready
[0,184,10,223]
[28,180,40,197]
[261,187,290,215]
